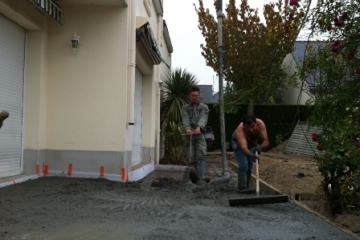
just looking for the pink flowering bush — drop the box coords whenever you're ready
[301,0,360,214]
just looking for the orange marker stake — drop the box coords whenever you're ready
[100,166,105,178]
[121,168,128,182]
[44,165,49,176]
[67,163,73,177]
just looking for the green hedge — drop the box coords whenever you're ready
[206,104,313,151]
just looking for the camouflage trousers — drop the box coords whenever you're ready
[183,134,207,179]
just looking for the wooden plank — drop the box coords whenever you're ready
[229,195,289,206]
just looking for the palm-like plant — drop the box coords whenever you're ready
[160,68,199,125]
[160,68,198,165]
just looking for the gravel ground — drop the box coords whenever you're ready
[0,176,356,240]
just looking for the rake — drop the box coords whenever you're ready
[229,152,289,206]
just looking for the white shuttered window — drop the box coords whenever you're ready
[0,14,26,178]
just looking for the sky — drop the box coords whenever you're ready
[163,0,316,93]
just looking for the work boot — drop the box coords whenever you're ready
[237,173,255,194]
[246,173,256,193]
[237,174,247,191]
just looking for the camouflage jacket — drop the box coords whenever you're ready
[181,102,209,132]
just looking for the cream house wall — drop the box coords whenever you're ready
[156,19,172,161]
[135,0,165,155]
[0,0,44,30]
[0,0,172,180]
[46,6,129,151]
[159,36,171,78]
[137,0,157,31]
[142,73,156,150]
[135,0,154,153]
[24,30,49,150]
[282,53,312,105]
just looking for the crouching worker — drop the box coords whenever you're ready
[181,87,209,180]
[231,114,269,193]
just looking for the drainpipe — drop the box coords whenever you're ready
[156,82,161,165]
[210,0,230,184]
[155,10,162,165]
[127,0,136,126]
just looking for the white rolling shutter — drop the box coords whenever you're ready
[132,68,143,166]
[0,14,25,178]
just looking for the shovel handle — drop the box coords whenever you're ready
[189,135,192,164]
[255,151,260,197]
[182,133,193,164]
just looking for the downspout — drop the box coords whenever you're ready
[156,79,161,165]
[127,0,136,126]
[210,0,230,184]
[155,11,162,165]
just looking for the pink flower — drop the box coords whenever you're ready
[331,40,341,53]
[289,0,299,7]
[312,133,318,142]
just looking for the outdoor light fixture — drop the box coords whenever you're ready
[71,33,80,54]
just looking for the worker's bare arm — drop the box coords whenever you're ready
[235,125,252,157]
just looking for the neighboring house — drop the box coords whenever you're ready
[197,84,219,104]
[0,0,173,181]
[281,41,319,105]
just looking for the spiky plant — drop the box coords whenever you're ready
[160,68,198,165]
[160,68,199,125]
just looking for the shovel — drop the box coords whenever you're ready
[184,134,200,183]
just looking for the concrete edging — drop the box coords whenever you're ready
[228,161,360,240]
[155,164,188,172]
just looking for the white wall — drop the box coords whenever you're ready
[282,53,312,105]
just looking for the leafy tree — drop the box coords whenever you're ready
[195,0,309,114]
[300,0,360,214]
[220,67,290,114]
[160,68,198,165]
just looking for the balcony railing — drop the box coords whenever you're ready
[30,0,62,24]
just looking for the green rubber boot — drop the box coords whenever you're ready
[237,173,256,194]
[246,173,256,193]
[237,174,247,191]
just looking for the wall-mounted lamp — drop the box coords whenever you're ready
[71,33,80,54]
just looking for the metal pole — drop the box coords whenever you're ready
[217,0,228,173]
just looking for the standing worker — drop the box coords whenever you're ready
[181,86,209,180]
[231,114,269,193]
